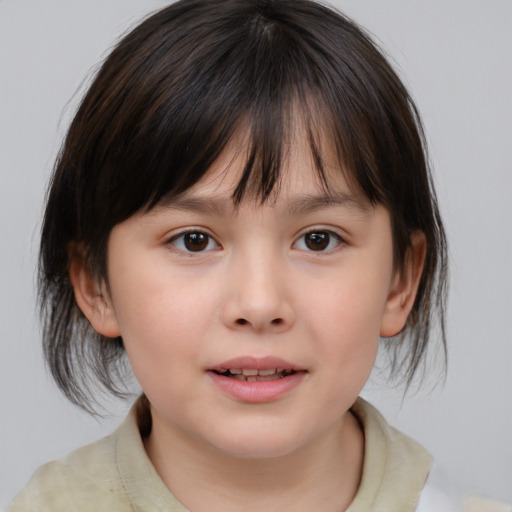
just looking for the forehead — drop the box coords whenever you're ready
[157,126,371,215]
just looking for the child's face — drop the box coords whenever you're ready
[77,133,418,460]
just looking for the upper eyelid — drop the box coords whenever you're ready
[166,227,217,241]
[165,226,346,240]
[295,225,346,240]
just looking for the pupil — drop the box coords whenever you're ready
[184,232,208,251]
[305,232,329,251]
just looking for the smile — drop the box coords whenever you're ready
[213,368,296,381]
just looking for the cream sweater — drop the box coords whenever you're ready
[8,398,510,512]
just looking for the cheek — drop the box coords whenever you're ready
[306,266,390,340]
[108,265,216,389]
[300,259,391,384]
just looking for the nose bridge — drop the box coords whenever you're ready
[224,237,294,332]
[241,242,281,302]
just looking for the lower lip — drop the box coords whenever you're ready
[207,371,306,403]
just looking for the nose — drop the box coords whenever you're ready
[221,250,295,334]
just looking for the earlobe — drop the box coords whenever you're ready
[69,245,121,338]
[380,231,426,338]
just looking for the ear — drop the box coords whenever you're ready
[380,231,426,338]
[69,244,121,338]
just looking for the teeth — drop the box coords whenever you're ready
[254,374,282,381]
[219,368,295,381]
[230,368,285,376]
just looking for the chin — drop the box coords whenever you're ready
[207,427,310,460]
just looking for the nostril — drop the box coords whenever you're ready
[235,318,283,327]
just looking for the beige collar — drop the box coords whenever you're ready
[114,396,432,511]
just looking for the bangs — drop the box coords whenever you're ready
[69,0,398,238]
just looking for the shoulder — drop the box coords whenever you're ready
[348,398,433,511]
[7,432,131,512]
[416,463,512,512]
[350,399,512,512]
[352,397,434,480]
[465,496,512,512]
[416,465,465,512]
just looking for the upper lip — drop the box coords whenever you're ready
[208,356,303,372]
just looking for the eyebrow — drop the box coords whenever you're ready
[286,192,371,216]
[157,191,370,217]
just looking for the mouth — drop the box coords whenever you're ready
[212,368,297,381]
[207,358,306,402]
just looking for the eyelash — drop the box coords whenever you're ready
[167,228,345,255]
[293,229,344,253]
[167,230,220,254]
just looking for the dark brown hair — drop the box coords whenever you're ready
[39,0,448,413]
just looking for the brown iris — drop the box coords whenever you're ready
[304,232,330,251]
[184,232,209,251]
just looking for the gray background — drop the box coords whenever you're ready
[1,0,511,507]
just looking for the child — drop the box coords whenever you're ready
[7,1,509,511]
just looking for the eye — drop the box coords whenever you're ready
[168,231,220,253]
[294,230,343,252]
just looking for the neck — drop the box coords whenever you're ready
[144,408,364,512]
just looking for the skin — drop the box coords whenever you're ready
[71,133,425,511]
